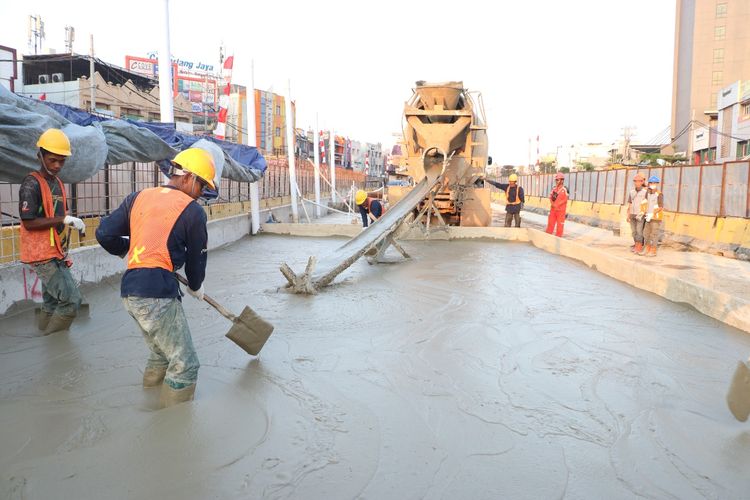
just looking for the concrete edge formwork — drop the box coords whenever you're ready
[262,222,749,334]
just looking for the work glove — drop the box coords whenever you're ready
[63,215,85,232]
[645,213,653,222]
[187,284,205,301]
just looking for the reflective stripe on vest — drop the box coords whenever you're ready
[640,190,662,221]
[19,172,67,264]
[127,187,193,271]
[505,185,521,205]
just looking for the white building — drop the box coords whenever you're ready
[713,80,750,163]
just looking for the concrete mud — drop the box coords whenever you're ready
[1,235,749,499]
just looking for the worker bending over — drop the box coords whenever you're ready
[546,173,568,237]
[485,173,525,227]
[19,129,85,334]
[355,189,384,228]
[96,148,214,407]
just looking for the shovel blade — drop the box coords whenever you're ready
[727,360,750,422]
[225,306,274,356]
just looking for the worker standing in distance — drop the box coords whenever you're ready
[19,129,85,334]
[96,148,215,408]
[639,175,664,257]
[355,189,384,228]
[485,173,525,227]
[626,173,648,253]
[546,172,568,237]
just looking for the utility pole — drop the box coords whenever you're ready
[28,15,45,55]
[313,113,322,217]
[330,127,337,203]
[248,59,261,235]
[89,34,96,113]
[621,126,636,163]
[203,71,208,132]
[286,79,299,222]
[158,0,175,123]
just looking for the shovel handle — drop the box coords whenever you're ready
[175,273,236,322]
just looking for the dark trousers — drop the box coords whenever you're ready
[504,212,521,227]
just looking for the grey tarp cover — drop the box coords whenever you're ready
[0,85,263,185]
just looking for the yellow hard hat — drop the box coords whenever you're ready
[171,148,216,190]
[37,128,72,156]
[509,173,518,182]
[355,189,367,205]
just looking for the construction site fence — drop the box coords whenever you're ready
[0,158,366,265]
[497,162,750,219]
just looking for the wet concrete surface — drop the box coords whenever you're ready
[1,235,750,499]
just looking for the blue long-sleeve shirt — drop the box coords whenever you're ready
[95,186,208,298]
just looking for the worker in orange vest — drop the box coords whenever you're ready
[484,173,525,227]
[546,172,568,237]
[96,148,215,408]
[19,129,85,334]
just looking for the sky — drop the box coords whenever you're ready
[1,0,676,165]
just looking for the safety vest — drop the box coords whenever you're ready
[127,187,193,271]
[505,185,521,205]
[20,172,67,264]
[640,189,663,221]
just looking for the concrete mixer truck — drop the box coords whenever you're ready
[387,80,491,226]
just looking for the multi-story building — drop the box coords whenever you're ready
[711,80,750,162]
[671,0,750,155]
[19,54,193,126]
[254,90,287,156]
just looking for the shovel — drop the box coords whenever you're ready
[175,274,274,356]
[727,359,750,422]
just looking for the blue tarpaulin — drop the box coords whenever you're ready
[0,85,266,188]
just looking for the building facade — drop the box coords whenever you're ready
[254,90,287,156]
[713,80,750,162]
[671,0,750,154]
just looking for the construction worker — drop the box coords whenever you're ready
[355,189,384,228]
[626,173,648,253]
[19,129,85,334]
[485,174,525,227]
[545,172,568,237]
[95,148,215,408]
[639,175,664,257]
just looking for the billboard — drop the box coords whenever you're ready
[126,55,217,107]
[125,55,178,95]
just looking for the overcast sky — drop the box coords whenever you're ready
[1,0,676,165]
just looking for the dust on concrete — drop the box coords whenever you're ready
[1,235,750,499]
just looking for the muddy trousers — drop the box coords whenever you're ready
[643,220,662,247]
[546,209,566,237]
[629,217,645,244]
[123,297,200,389]
[31,259,82,317]
[504,211,521,227]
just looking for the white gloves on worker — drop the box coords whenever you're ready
[63,215,85,232]
[645,213,653,222]
[187,284,205,301]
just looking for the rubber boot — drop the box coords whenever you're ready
[44,313,75,335]
[648,245,658,258]
[633,242,643,254]
[143,367,168,388]
[37,310,53,331]
[159,382,196,408]
[638,245,649,256]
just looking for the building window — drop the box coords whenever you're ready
[716,3,727,18]
[737,140,749,158]
[711,92,718,107]
[713,48,724,64]
[275,105,281,115]
[275,126,281,137]
[742,102,750,117]
[712,71,723,86]
[715,25,726,41]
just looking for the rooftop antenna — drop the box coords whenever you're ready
[28,14,45,54]
[64,25,75,53]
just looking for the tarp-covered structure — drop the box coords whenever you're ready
[0,85,266,193]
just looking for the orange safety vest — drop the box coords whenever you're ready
[20,171,67,264]
[127,187,193,271]
[505,185,522,205]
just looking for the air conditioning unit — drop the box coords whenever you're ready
[51,73,64,83]
[38,74,50,84]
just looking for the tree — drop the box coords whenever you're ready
[538,161,557,174]
[576,161,595,171]
[501,164,516,177]
[559,166,570,173]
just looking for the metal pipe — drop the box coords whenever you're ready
[158,0,175,123]
[285,79,299,222]
[248,60,260,234]
[313,113,322,218]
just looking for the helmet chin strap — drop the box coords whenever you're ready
[37,151,55,177]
